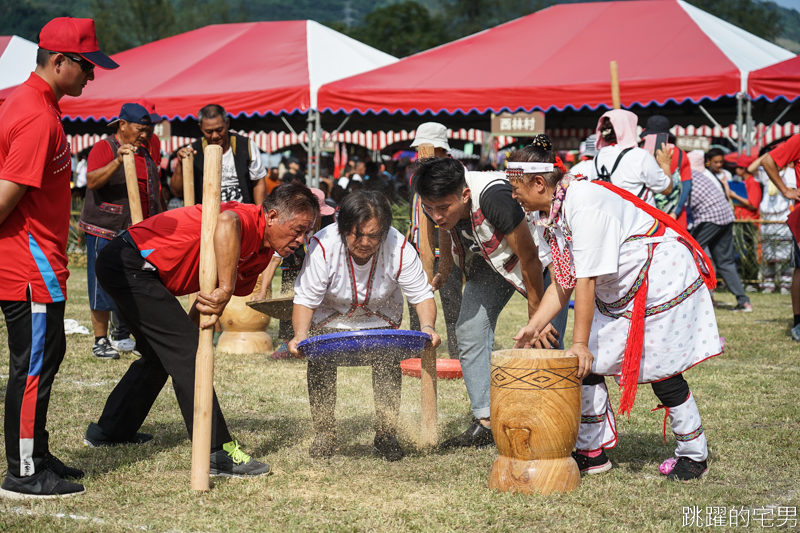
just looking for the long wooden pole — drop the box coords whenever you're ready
[123,152,143,225]
[191,145,222,492]
[610,60,621,110]
[415,142,438,446]
[420,343,438,446]
[183,152,195,207]
[416,143,436,283]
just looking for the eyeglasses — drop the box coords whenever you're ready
[48,51,94,73]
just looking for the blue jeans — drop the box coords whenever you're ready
[456,263,569,419]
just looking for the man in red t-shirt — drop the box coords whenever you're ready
[755,134,800,340]
[82,102,164,360]
[0,17,118,499]
[731,155,763,287]
[84,183,318,478]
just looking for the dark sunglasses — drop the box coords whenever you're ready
[48,51,94,73]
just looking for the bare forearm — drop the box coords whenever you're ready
[291,304,315,339]
[171,160,184,197]
[213,212,241,294]
[0,180,27,226]
[87,160,121,190]
[413,298,437,333]
[253,178,266,206]
[762,155,789,195]
[572,277,596,345]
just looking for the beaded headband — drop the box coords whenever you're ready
[506,161,555,179]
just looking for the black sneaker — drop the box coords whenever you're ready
[92,338,119,360]
[438,418,494,449]
[0,469,85,500]
[209,440,272,477]
[44,453,84,479]
[571,450,612,474]
[373,433,405,462]
[667,457,708,481]
[83,422,153,447]
[309,432,336,459]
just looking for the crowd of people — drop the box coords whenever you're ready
[1,15,799,500]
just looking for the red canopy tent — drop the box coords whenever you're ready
[748,55,800,103]
[318,0,792,116]
[58,20,396,121]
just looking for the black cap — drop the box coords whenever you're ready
[642,115,671,136]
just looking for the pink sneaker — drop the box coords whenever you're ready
[659,457,678,475]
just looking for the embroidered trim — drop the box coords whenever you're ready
[581,414,606,424]
[675,424,704,442]
[78,220,117,239]
[596,275,705,320]
[99,202,123,215]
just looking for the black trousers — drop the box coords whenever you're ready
[583,372,690,408]
[94,237,232,447]
[307,357,402,436]
[0,296,66,477]
[691,222,749,305]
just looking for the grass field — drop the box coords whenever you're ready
[0,268,798,532]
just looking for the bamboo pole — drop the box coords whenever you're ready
[123,152,143,225]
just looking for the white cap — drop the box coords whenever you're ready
[411,122,450,150]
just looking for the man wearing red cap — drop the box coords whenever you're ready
[0,17,118,499]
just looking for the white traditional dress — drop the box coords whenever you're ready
[535,178,719,459]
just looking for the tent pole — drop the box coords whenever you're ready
[306,111,314,182]
[736,94,744,154]
[746,97,754,154]
[281,116,308,152]
[314,110,322,188]
[753,101,795,147]
[698,104,738,148]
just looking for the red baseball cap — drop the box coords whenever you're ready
[39,17,119,70]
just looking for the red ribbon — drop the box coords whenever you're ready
[554,156,567,173]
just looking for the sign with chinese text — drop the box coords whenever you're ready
[491,111,545,136]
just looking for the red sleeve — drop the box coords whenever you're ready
[87,141,114,173]
[769,134,800,169]
[0,114,59,188]
[746,177,762,208]
[669,147,692,182]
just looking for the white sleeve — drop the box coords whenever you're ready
[536,226,553,269]
[293,239,330,309]
[569,208,622,278]
[396,240,434,305]
[248,139,267,180]
[640,150,671,192]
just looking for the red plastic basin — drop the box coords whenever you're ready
[400,358,463,380]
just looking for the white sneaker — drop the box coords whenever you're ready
[792,324,800,342]
[110,338,136,353]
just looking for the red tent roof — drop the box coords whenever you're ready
[748,54,800,102]
[59,21,396,121]
[318,0,792,115]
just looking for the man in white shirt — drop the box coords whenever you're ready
[170,104,267,205]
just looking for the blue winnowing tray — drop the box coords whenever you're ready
[298,329,431,366]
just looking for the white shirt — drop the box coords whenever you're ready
[75,159,87,188]
[537,180,654,278]
[586,146,671,207]
[569,159,594,178]
[294,225,433,329]
[703,168,731,197]
[220,139,267,203]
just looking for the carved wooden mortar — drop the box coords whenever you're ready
[489,349,581,494]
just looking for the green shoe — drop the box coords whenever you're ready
[209,440,272,478]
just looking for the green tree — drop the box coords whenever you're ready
[0,0,68,41]
[89,0,246,55]
[686,0,782,42]
[357,1,450,58]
